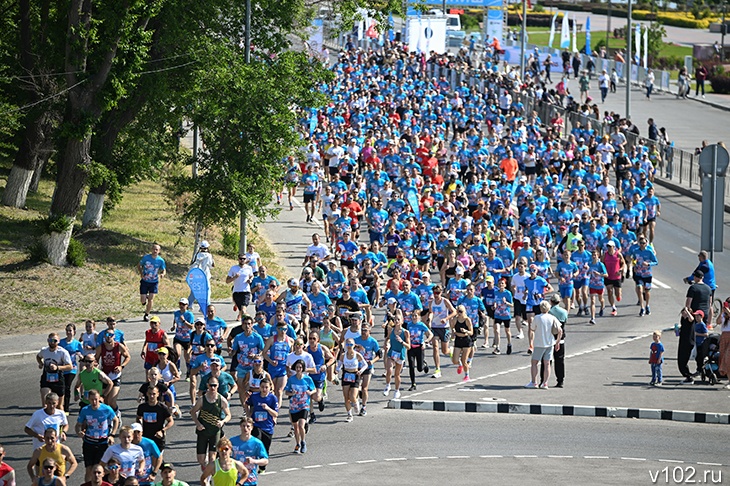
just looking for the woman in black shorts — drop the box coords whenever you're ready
[451,305,474,382]
[338,338,368,422]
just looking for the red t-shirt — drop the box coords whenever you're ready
[144,328,166,366]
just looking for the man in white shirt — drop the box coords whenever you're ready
[303,233,331,267]
[226,254,254,320]
[326,138,344,180]
[525,301,562,389]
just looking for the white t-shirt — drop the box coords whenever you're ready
[192,251,215,279]
[285,351,315,375]
[228,264,254,293]
[530,313,560,348]
[306,243,330,260]
[245,251,261,273]
[25,408,68,449]
[100,444,145,479]
[327,146,344,168]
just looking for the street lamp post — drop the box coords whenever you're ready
[606,0,611,51]
[626,0,632,120]
[240,0,251,254]
[520,0,527,80]
[722,1,727,62]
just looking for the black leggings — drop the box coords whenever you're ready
[252,427,273,454]
[63,374,73,412]
[407,346,425,385]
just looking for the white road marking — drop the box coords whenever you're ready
[698,462,722,466]
[384,457,407,461]
[415,456,439,460]
[328,462,348,466]
[514,455,538,458]
[548,455,574,459]
[303,465,323,469]
[356,460,377,464]
[652,278,671,289]
[682,246,696,253]
[584,456,610,459]
[280,467,300,472]
[446,455,471,459]
[621,457,647,461]
[658,459,684,463]
[480,455,503,458]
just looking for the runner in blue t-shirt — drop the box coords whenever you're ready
[284,360,315,454]
[230,417,269,483]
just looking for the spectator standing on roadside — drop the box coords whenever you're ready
[695,64,708,98]
[645,69,655,100]
[139,243,166,322]
[685,252,716,321]
[649,330,664,386]
[525,301,562,389]
[547,295,568,388]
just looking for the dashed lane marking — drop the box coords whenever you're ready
[652,278,671,289]
[682,246,696,254]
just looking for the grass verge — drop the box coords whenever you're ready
[0,164,284,334]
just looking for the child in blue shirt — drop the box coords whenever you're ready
[648,330,664,386]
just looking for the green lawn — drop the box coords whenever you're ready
[520,29,691,59]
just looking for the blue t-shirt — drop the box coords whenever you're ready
[493,289,513,320]
[308,292,332,323]
[191,353,224,378]
[173,310,195,342]
[139,254,166,283]
[78,403,117,442]
[232,332,266,373]
[60,338,83,375]
[245,392,279,435]
[354,335,380,370]
[284,375,315,412]
[231,435,269,485]
[695,322,709,347]
[138,436,161,478]
[407,321,431,346]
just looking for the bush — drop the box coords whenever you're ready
[653,55,684,70]
[460,13,480,31]
[709,74,730,94]
[27,239,48,264]
[221,228,239,259]
[66,237,87,267]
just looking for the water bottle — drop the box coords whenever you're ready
[674,322,680,337]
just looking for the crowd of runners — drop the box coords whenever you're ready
[5,37,730,486]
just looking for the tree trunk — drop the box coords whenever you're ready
[2,167,34,208]
[1,111,52,207]
[41,227,72,266]
[82,187,105,228]
[29,151,50,193]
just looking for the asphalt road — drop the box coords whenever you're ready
[3,178,728,485]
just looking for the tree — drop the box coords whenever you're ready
[168,50,331,241]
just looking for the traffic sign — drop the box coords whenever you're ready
[699,144,730,177]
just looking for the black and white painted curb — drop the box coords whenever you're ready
[388,399,730,425]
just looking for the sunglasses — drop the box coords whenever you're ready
[83,360,94,364]
[206,344,216,347]
[253,359,263,364]
[48,339,58,344]
[345,343,354,347]
[208,383,219,388]
[219,447,231,452]
[108,465,120,471]
[43,465,55,470]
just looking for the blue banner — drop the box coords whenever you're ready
[405,187,420,220]
[585,17,591,54]
[388,13,395,42]
[186,267,209,315]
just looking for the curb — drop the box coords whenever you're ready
[387,399,730,425]
[653,177,730,214]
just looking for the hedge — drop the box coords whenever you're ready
[709,75,730,94]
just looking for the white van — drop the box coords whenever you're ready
[446,14,462,32]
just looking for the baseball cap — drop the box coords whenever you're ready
[387,297,397,305]
[693,310,705,318]
[606,240,616,247]
[130,423,143,433]
[448,235,456,241]
[157,347,169,355]
[161,463,175,471]
[455,267,465,275]
[288,278,299,286]
[149,316,161,323]
[303,267,313,274]
[179,297,189,305]
[194,317,206,325]
[485,275,495,283]
[522,237,530,243]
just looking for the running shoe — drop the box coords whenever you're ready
[524,382,538,388]
[383,384,391,395]
[294,444,300,453]
[639,308,645,317]
[346,413,353,422]
[318,399,325,412]
[394,390,401,399]
[598,307,604,317]
[423,364,429,374]
[457,365,463,374]
[143,313,149,322]
[611,307,617,316]
[507,344,512,355]
[516,331,524,339]
[539,383,549,389]
[645,305,651,315]
[527,348,532,355]
[432,369,442,378]
[493,348,501,355]
[480,343,490,349]
[332,377,340,385]
[589,318,596,325]
[309,413,317,424]
[576,308,583,317]
[287,428,295,438]
[359,406,367,416]
[300,441,307,454]
[408,384,417,391]
[462,375,470,382]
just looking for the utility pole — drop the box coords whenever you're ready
[520,0,527,80]
[626,0,632,121]
[722,1,727,62]
[240,0,251,255]
[606,0,611,51]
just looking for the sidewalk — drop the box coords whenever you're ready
[390,330,730,422]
